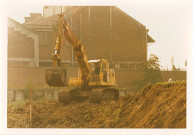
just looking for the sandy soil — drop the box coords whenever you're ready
[7,81,186,128]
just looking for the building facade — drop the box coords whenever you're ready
[8,6,162,98]
[22,6,155,69]
[8,18,39,67]
[8,26,34,63]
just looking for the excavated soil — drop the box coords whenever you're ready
[7,81,186,128]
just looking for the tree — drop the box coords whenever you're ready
[143,54,163,84]
[131,54,163,91]
[172,65,177,71]
[172,65,181,71]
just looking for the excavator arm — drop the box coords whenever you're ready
[46,14,90,88]
[51,16,64,67]
[59,15,89,87]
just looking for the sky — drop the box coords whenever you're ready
[1,0,193,70]
[118,1,193,70]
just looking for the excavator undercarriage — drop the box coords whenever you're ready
[58,87,120,104]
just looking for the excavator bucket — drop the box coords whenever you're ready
[45,67,67,87]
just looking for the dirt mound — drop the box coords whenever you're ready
[7,81,186,128]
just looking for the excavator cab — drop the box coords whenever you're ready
[88,59,115,86]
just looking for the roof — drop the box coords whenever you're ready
[8,17,37,35]
[24,6,143,26]
[24,6,82,26]
[24,6,155,43]
[147,35,155,43]
[113,7,155,43]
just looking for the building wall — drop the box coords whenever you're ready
[8,66,187,89]
[32,27,73,65]
[8,66,47,89]
[112,8,147,62]
[7,90,24,101]
[8,89,59,101]
[161,71,187,81]
[7,91,14,101]
[8,17,39,67]
[25,6,148,67]
[116,70,187,87]
[78,6,147,62]
[16,91,24,100]
[115,70,144,87]
[8,28,34,59]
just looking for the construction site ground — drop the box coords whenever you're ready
[7,81,186,128]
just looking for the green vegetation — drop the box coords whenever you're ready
[131,54,163,91]
[172,65,181,71]
[8,97,57,107]
[23,79,35,99]
[8,79,58,107]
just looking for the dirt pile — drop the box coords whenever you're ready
[7,81,186,128]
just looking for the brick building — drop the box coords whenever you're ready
[7,7,187,101]
[8,18,39,67]
[22,6,155,69]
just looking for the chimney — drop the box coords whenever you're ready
[24,13,42,23]
[30,13,42,18]
[24,17,30,23]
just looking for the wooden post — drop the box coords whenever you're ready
[45,91,47,103]
[30,86,32,127]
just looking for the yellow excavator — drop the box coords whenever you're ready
[45,15,119,104]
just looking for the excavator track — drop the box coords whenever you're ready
[58,88,89,104]
[45,67,66,87]
[58,87,119,104]
[58,90,72,104]
[89,89,103,103]
[90,88,120,103]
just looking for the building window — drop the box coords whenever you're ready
[120,63,128,69]
[38,31,52,45]
[8,60,31,67]
[39,61,52,67]
[8,91,13,101]
[115,63,120,69]
[16,91,24,101]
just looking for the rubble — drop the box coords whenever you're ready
[7,81,186,128]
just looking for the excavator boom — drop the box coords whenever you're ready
[45,15,90,87]
[59,15,90,87]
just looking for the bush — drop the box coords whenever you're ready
[131,54,163,91]
[23,79,36,99]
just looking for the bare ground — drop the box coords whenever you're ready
[7,81,186,128]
